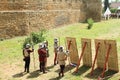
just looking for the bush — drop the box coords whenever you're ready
[22,29,47,48]
[87,18,94,29]
[22,37,31,48]
[0,38,4,41]
[31,29,46,44]
[110,8,117,13]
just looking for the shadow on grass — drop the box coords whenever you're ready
[27,70,40,79]
[85,68,103,79]
[103,70,118,80]
[55,64,75,73]
[47,64,54,70]
[85,68,117,80]
[12,72,27,78]
[49,76,62,80]
[72,65,91,76]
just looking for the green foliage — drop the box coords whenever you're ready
[22,29,47,48]
[87,18,94,29]
[22,37,31,48]
[31,29,46,44]
[110,8,117,13]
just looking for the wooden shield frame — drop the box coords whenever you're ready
[81,38,92,67]
[105,40,119,72]
[95,39,106,69]
[66,37,79,65]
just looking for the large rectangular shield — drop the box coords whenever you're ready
[66,37,79,65]
[105,40,119,72]
[81,38,92,67]
[95,39,106,69]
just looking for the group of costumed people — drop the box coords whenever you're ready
[23,38,69,77]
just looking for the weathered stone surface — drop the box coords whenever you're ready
[0,0,102,38]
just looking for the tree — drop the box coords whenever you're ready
[104,0,109,12]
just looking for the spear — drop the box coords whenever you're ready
[28,12,35,70]
[30,33,36,70]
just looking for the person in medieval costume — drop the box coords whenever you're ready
[38,43,47,73]
[57,46,67,77]
[54,38,59,65]
[23,44,34,73]
[43,40,49,68]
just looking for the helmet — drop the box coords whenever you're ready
[59,46,64,52]
[26,44,30,48]
[54,38,58,43]
[39,43,44,49]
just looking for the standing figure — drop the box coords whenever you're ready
[43,40,49,68]
[57,46,67,77]
[23,44,34,73]
[38,43,47,73]
[54,38,59,65]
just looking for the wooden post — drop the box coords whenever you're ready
[101,44,111,78]
[75,42,87,72]
[91,42,100,76]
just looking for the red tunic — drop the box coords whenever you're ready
[38,48,47,62]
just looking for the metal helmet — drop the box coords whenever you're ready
[26,44,30,48]
[54,38,58,43]
[59,46,64,52]
[39,43,44,49]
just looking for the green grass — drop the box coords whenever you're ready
[0,19,120,80]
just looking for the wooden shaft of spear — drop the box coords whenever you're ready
[30,34,36,70]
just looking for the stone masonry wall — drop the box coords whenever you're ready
[0,0,102,39]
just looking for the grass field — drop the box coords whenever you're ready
[0,19,120,80]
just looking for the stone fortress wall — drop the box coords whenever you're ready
[0,0,102,38]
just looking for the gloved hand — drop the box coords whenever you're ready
[66,50,69,54]
[32,45,34,49]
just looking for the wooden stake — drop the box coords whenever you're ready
[101,44,111,78]
[75,42,87,72]
[91,42,100,76]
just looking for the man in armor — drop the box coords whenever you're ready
[23,44,34,73]
[38,43,47,73]
[57,46,68,77]
[54,38,59,65]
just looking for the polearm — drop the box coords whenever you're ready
[30,33,36,70]
[29,11,35,70]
